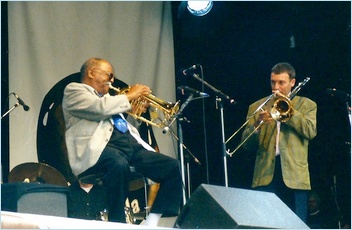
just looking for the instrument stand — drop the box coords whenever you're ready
[189,73,236,187]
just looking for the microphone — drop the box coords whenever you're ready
[13,93,30,111]
[178,86,209,97]
[326,88,350,98]
[182,64,199,75]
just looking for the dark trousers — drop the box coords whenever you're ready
[255,155,308,223]
[78,129,182,222]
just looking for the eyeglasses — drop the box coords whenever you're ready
[92,68,115,80]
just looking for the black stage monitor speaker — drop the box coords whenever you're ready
[175,184,309,229]
[1,182,69,217]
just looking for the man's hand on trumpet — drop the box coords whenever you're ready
[126,84,151,114]
[126,84,152,101]
[130,100,150,115]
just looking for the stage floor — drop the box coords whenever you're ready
[1,211,175,229]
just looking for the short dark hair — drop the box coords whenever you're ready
[271,62,296,79]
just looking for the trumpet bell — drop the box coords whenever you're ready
[148,100,180,128]
[108,84,179,128]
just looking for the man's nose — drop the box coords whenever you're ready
[272,83,280,90]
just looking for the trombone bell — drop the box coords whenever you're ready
[270,96,293,123]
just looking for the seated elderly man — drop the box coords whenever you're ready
[62,57,182,225]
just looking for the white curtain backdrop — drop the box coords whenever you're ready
[8,1,177,171]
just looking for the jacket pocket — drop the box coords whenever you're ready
[74,136,91,160]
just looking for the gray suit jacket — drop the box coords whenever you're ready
[62,82,141,176]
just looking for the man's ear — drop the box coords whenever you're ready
[290,78,296,87]
[87,69,95,79]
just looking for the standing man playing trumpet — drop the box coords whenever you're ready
[62,57,182,225]
[241,62,317,223]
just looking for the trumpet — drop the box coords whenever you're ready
[225,77,310,156]
[107,82,180,128]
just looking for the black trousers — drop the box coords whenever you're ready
[78,129,182,223]
[255,155,308,223]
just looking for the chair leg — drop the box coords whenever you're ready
[125,175,149,224]
[147,183,160,214]
[144,179,149,217]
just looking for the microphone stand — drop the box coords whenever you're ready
[166,94,195,205]
[165,123,201,200]
[328,91,350,228]
[189,73,236,187]
[334,95,350,229]
[217,96,229,187]
[178,117,187,205]
[345,99,351,127]
[331,175,342,229]
[2,93,30,119]
[1,102,20,120]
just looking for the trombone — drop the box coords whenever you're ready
[225,77,310,157]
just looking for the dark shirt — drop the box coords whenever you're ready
[67,181,108,220]
[307,210,337,229]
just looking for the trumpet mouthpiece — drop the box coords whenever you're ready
[106,82,121,93]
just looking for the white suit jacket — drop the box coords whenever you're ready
[62,82,151,176]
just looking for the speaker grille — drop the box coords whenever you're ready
[18,192,67,217]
